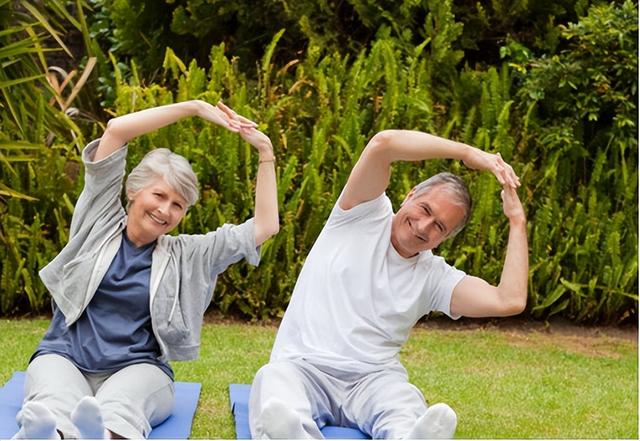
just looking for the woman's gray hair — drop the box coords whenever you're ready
[411,172,472,236]
[125,148,199,208]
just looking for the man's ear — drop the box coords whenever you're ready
[401,187,417,206]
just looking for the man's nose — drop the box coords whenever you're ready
[416,217,433,233]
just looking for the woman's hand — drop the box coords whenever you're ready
[463,147,520,189]
[211,103,279,244]
[216,102,273,156]
[194,100,252,133]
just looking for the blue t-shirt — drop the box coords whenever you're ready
[33,231,173,380]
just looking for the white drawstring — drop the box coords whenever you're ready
[167,256,180,324]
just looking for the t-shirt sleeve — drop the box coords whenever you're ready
[326,192,392,228]
[423,255,466,320]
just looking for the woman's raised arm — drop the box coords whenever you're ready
[217,102,279,245]
[95,100,247,161]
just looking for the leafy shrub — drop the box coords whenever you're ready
[1,1,636,324]
[90,0,602,76]
[0,0,93,314]
[514,0,638,322]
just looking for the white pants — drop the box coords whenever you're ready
[249,359,428,439]
[17,354,174,439]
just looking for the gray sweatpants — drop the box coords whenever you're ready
[249,359,428,439]
[17,354,174,439]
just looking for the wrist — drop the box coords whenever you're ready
[259,154,275,164]
[460,143,476,163]
[508,215,527,228]
[189,100,203,117]
[257,142,274,159]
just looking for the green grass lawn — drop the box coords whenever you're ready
[0,318,636,439]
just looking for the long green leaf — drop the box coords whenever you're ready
[0,73,44,88]
[20,1,72,57]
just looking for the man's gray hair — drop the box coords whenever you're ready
[411,172,472,236]
[126,148,199,208]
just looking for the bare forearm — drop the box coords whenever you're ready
[497,217,529,314]
[254,146,279,245]
[96,101,201,161]
[340,130,472,209]
[373,130,472,163]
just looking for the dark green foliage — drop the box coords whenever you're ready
[1,1,637,324]
[90,0,603,77]
[515,0,638,322]
[0,0,91,314]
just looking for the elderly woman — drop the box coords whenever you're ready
[13,101,279,439]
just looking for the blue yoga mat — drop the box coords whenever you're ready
[229,384,370,439]
[0,372,200,439]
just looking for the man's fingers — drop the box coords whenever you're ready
[496,153,521,188]
[493,163,506,185]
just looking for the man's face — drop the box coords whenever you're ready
[390,186,465,258]
[126,178,188,245]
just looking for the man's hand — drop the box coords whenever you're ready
[463,147,520,189]
[501,185,526,222]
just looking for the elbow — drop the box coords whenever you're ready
[103,118,125,141]
[504,293,527,316]
[104,117,119,133]
[368,130,394,149]
[266,222,280,239]
[256,222,280,244]
[363,130,395,160]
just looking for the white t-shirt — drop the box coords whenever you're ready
[271,193,466,374]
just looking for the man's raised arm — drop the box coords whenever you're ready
[450,186,528,318]
[339,130,520,210]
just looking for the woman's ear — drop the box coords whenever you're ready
[126,189,137,205]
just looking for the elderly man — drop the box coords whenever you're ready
[249,130,528,439]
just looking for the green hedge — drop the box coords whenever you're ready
[0,1,637,323]
[92,0,600,75]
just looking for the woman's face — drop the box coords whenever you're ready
[126,178,188,246]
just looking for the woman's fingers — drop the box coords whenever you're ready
[217,101,258,127]
[237,115,258,127]
[216,101,236,118]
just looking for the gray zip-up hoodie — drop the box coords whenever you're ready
[39,140,260,362]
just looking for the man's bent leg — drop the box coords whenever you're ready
[94,363,174,439]
[249,361,332,439]
[344,367,455,439]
